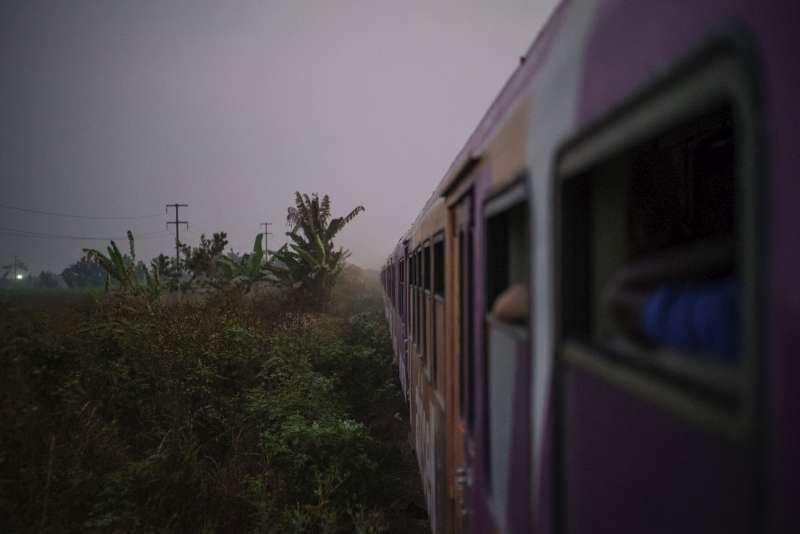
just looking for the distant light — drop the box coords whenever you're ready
[15,274,23,280]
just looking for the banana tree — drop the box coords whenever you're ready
[214,233,266,292]
[84,231,137,291]
[140,262,162,299]
[84,231,162,298]
[265,192,364,302]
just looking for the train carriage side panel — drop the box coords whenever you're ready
[575,4,800,527]
[546,0,800,532]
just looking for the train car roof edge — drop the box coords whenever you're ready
[386,1,566,260]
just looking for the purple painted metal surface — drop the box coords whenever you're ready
[467,163,492,532]
[564,367,754,534]
[576,2,800,531]
[506,342,532,533]
[535,389,556,534]
[758,4,800,531]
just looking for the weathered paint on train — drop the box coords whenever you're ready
[381,1,800,532]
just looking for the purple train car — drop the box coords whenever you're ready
[380,1,800,532]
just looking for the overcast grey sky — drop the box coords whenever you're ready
[0,0,558,273]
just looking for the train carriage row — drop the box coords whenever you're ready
[380,1,799,533]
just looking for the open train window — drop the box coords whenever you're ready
[422,241,430,358]
[486,180,529,329]
[455,193,476,431]
[434,237,445,297]
[414,250,421,347]
[424,242,432,292]
[399,259,405,317]
[557,48,760,435]
[416,249,423,352]
[432,233,445,385]
[483,178,530,513]
[389,261,394,308]
[409,255,415,337]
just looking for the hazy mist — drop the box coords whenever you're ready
[0,0,558,273]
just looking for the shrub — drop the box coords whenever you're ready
[0,279,427,533]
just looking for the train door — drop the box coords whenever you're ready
[450,192,473,531]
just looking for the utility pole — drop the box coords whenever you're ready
[261,222,272,259]
[166,203,189,270]
[13,255,17,279]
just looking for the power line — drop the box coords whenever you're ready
[0,202,163,220]
[0,226,170,241]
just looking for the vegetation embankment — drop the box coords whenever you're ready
[0,271,427,533]
[0,193,428,533]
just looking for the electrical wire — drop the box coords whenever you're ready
[0,203,163,220]
[0,226,171,241]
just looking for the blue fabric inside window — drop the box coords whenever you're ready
[642,277,738,363]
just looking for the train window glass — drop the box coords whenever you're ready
[416,250,422,350]
[486,187,529,326]
[458,232,467,415]
[432,234,445,387]
[422,243,430,358]
[424,243,432,292]
[434,238,445,297]
[410,255,415,335]
[559,56,759,434]
[412,252,416,283]
[399,259,405,317]
[412,260,415,324]
[403,257,408,325]
[466,225,476,430]
[566,106,735,356]
[482,180,529,506]
[458,225,475,425]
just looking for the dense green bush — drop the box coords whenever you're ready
[0,280,427,533]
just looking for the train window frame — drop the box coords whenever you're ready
[416,247,423,355]
[414,248,422,352]
[389,260,394,308]
[433,234,445,298]
[432,232,445,388]
[392,260,396,309]
[484,178,530,335]
[424,240,432,292]
[481,175,531,509]
[399,258,405,318]
[404,245,410,330]
[410,252,415,342]
[554,37,762,439]
[422,239,431,364]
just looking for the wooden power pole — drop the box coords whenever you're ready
[166,203,189,269]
